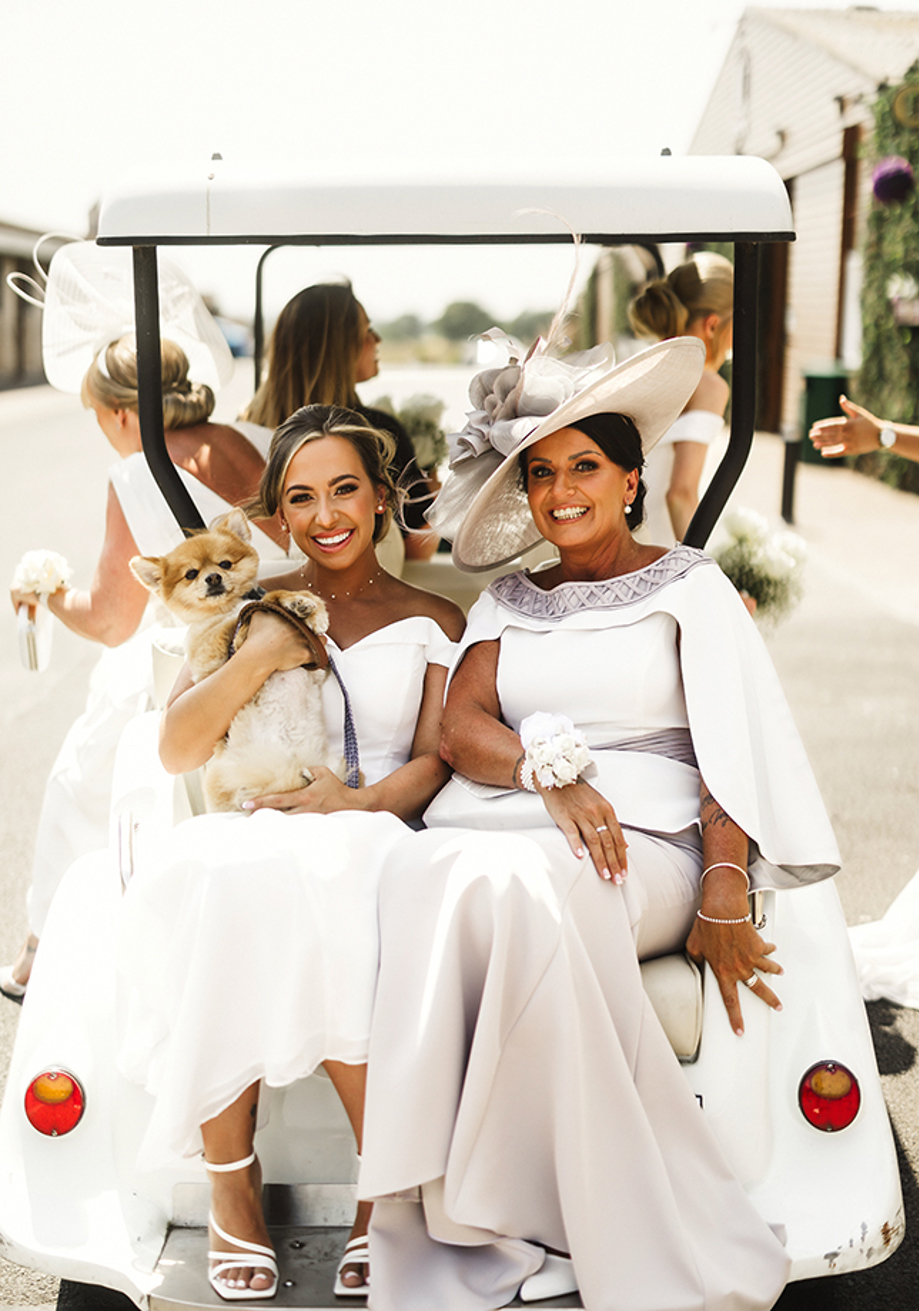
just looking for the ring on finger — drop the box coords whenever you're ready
[596,824,610,834]
[741,973,758,988]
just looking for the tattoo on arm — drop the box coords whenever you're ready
[512,753,525,790]
[700,787,732,831]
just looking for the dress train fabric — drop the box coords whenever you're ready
[849,868,919,1008]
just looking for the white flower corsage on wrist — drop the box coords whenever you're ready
[12,549,73,603]
[518,712,593,792]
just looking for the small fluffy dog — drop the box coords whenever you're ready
[130,508,341,813]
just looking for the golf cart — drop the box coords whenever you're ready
[0,156,903,1309]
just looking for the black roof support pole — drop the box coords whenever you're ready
[683,240,760,550]
[253,244,281,394]
[132,244,206,536]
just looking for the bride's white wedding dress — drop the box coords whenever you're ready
[115,614,455,1170]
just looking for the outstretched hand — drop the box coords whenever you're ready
[538,780,629,882]
[809,395,880,458]
[686,915,783,1036]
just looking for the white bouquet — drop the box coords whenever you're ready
[711,508,806,624]
[12,549,73,598]
[375,393,448,473]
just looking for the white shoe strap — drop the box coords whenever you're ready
[204,1151,256,1173]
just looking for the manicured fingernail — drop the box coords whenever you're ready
[735,1027,745,1037]
[614,872,624,885]
[241,801,254,810]
[601,869,611,880]
[775,1003,783,1012]
[576,847,584,859]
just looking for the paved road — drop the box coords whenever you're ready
[0,381,918,1308]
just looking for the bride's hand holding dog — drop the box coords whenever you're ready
[160,611,319,776]
[242,765,350,815]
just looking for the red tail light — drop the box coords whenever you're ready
[799,1061,860,1132]
[24,1069,85,1137]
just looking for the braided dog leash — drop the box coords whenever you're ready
[231,598,361,789]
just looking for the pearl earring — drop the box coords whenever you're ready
[624,502,633,515]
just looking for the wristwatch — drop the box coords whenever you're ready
[879,426,897,449]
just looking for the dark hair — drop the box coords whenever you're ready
[248,403,399,543]
[519,412,648,529]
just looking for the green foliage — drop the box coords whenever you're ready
[860,60,919,429]
[433,300,495,341]
[380,313,425,341]
[505,308,554,343]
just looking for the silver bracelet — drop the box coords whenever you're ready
[700,861,750,891]
[696,910,752,925]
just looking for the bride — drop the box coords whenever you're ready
[115,404,463,1299]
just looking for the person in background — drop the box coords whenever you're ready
[809,394,919,461]
[1,337,286,1000]
[628,252,733,544]
[243,282,438,565]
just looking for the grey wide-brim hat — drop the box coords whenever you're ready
[433,335,706,573]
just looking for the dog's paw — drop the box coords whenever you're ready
[266,589,329,635]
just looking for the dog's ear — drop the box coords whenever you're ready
[130,555,165,593]
[209,508,251,542]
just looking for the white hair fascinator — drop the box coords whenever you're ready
[7,237,233,393]
[430,329,706,572]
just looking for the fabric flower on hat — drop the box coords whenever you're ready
[449,335,616,468]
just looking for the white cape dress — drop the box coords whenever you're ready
[361,548,839,1311]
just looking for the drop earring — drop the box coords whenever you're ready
[624,502,633,515]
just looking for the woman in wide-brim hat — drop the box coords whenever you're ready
[360,334,840,1311]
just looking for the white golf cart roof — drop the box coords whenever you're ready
[96,155,793,245]
[94,154,793,551]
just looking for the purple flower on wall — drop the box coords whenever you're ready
[873,156,915,203]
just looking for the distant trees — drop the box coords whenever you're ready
[379,301,555,345]
[433,301,495,341]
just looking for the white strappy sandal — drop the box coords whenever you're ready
[206,1152,278,1301]
[333,1234,370,1298]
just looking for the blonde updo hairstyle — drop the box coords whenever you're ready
[250,404,399,545]
[81,335,215,429]
[629,253,734,365]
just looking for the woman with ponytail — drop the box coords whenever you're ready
[628,252,733,544]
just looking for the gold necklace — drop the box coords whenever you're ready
[300,563,384,602]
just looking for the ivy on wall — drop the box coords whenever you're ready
[857,59,919,495]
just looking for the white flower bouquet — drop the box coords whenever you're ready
[711,508,806,625]
[375,393,448,473]
[12,549,73,597]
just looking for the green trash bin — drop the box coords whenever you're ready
[799,363,850,465]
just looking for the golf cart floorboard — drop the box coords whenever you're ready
[150,1225,583,1309]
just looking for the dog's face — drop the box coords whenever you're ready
[130,508,260,622]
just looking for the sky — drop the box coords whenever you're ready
[5,0,919,325]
